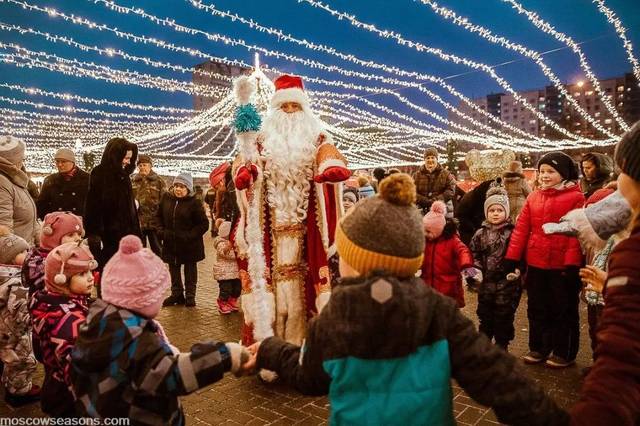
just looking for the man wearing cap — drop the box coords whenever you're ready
[131,154,166,255]
[412,147,457,214]
[37,148,90,219]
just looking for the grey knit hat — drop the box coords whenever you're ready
[0,226,30,264]
[0,135,26,166]
[173,172,194,194]
[484,186,510,218]
[336,173,425,277]
[615,120,640,182]
[54,148,75,163]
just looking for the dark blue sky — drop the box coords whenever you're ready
[1,0,639,123]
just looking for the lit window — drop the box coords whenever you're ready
[541,126,546,130]
[619,102,624,107]
[595,112,601,117]
[604,118,613,124]
[617,86,624,92]
[575,122,581,126]
[574,92,581,97]
[619,94,624,99]
[627,87,632,92]
[539,105,545,110]
[585,91,594,96]
[529,119,537,124]
[539,96,545,101]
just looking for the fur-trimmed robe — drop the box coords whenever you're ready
[234,138,348,346]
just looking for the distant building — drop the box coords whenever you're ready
[449,73,640,146]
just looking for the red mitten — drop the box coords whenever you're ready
[234,164,258,190]
[315,166,351,183]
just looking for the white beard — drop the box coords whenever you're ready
[261,108,320,226]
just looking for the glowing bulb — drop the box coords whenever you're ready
[577,81,585,88]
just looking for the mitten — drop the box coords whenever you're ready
[226,342,251,377]
[235,164,259,190]
[314,166,351,184]
[462,267,483,285]
[542,221,576,236]
[506,268,521,282]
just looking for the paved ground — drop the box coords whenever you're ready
[2,235,591,424]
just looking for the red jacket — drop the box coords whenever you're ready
[421,222,474,307]
[506,183,585,269]
[571,222,640,426]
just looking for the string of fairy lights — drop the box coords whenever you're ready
[0,0,637,173]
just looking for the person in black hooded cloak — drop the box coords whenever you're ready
[84,137,141,272]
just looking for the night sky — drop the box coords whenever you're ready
[1,0,639,124]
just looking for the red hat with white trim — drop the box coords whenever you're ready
[270,75,310,110]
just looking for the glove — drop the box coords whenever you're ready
[225,342,251,377]
[542,221,576,235]
[462,267,483,285]
[506,268,521,282]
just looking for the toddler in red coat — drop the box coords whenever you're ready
[421,201,475,307]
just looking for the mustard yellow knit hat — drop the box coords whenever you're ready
[336,173,424,277]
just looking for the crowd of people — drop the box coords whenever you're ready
[0,73,639,424]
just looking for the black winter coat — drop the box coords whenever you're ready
[157,192,208,264]
[36,168,90,219]
[84,138,140,268]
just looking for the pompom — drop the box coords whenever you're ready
[429,201,447,215]
[378,173,416,206]
[234,104,262,133]
[0,225,11,237]
[119,235,143,254]
[485,186,508,198]
[233,76,255,105]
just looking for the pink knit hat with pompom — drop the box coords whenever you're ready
[423,201,447,238]
[101,235,169,315]
[40,212,84,251]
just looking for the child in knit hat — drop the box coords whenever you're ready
[213,220,241,314]
[421,200,475,308]
[22,211,84,300]
[247,173,568,426]
[469,187,522,351]
[70,235,250,423]
[0,226,40,407]
[504,151,584,368]
[29,240,96,416]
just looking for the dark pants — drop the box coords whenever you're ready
[526,266,581,361]
[587,303,604,358]
[218,279,241,301]
[477,278,522,347]
[169,263,197,301]
[141,229,162,255]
